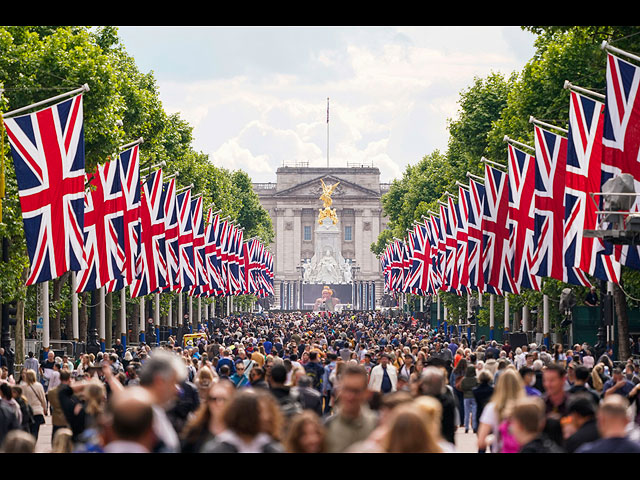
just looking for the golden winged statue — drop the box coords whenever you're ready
[318,179,340,225]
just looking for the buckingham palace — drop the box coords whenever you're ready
[253,163,389,311]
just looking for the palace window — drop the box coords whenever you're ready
[303,225,312,241]
[345,225,353,241]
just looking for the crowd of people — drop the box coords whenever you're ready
[1,309,639,454]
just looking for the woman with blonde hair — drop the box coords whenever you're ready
[51,428,74,453]
[194,365,216,403]
[381,403,443,453]
[18,368,47,440]
[413,396,456,452]
[590,363,605,393]
[476,367,525,453]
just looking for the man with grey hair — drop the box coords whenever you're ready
[419,366,457,444]
[138,349,187,453]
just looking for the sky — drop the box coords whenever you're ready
[116,26,537,184]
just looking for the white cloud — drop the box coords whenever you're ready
[137,26,534,183]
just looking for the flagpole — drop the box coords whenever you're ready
[481,157,507,170]
[563,80,606,101]
[529,116,568,135]
[2,84,90,119]
[119,137,144,151]
[326,97,329,168]
[601,40,640,64]
[503,135,534,152]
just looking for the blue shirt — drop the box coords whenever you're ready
[602,379,635,398]
[576,437,640,454]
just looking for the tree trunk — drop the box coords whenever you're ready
[14,268,28,372]
[613,283,630,361]
[51,272,69,340]
[79,292,87,342]
[50,277,61,340]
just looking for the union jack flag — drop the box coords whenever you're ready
[425,217,442,294]
[176,189,196,292]
[455,186,470,293]
[218,219,232,295]
[532,125,591,286]
[204,211,226,296]
[243,237,260,295]
[445,197,463,294]
[3,94,86,285]
[406,222,432,295]
[566,90,620,283]
[402,235,413,294]
[482,164,518,294]
[601,52,640,270]
[75,159,125,293]
[430,213,446,292]
[104,145,142,294]
[189,196,208,296]
[466,179,485,294]
[263,247,275,297]
[227,224,244,295]
[507,144,541,291]
[390,239,405,292]
[381,244,392,291]
[130,169,167,297]
[162,178,180,291]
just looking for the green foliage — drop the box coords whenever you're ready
[374,26,640,334]
[0,26,274,330]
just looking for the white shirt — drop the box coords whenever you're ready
[103,440,150,453]
[152,405,180,453]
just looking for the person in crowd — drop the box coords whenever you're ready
[542,363,570,448]
[180,379,236,453]
[229,361,250,388]
[136,348,188,453]
[584,286,599,307]
[324,364,378,453]
[51,428,74,453]
[576,395,640,453]
[568,365,600,406]
[102,386,156,453]
[1,429,36,453]
[461,364,478,433]
[602,367,636,399]
[413,395,456,452]
[477,367,525,453]
[284,410,327,453]
[472,369,494,425]
[11,386,34,433]
[200,389,284,453]
[417,366,457,445]
[368,352,397,394]
[19,368,47,440]
[519,366,542,397]
[564,393,600,453]
[381,403,443,453]
[510,396,564,453]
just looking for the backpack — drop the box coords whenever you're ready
[279,391,303,418]
[497,419,520,453]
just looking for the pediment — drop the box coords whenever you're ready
[274,174,380,199]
